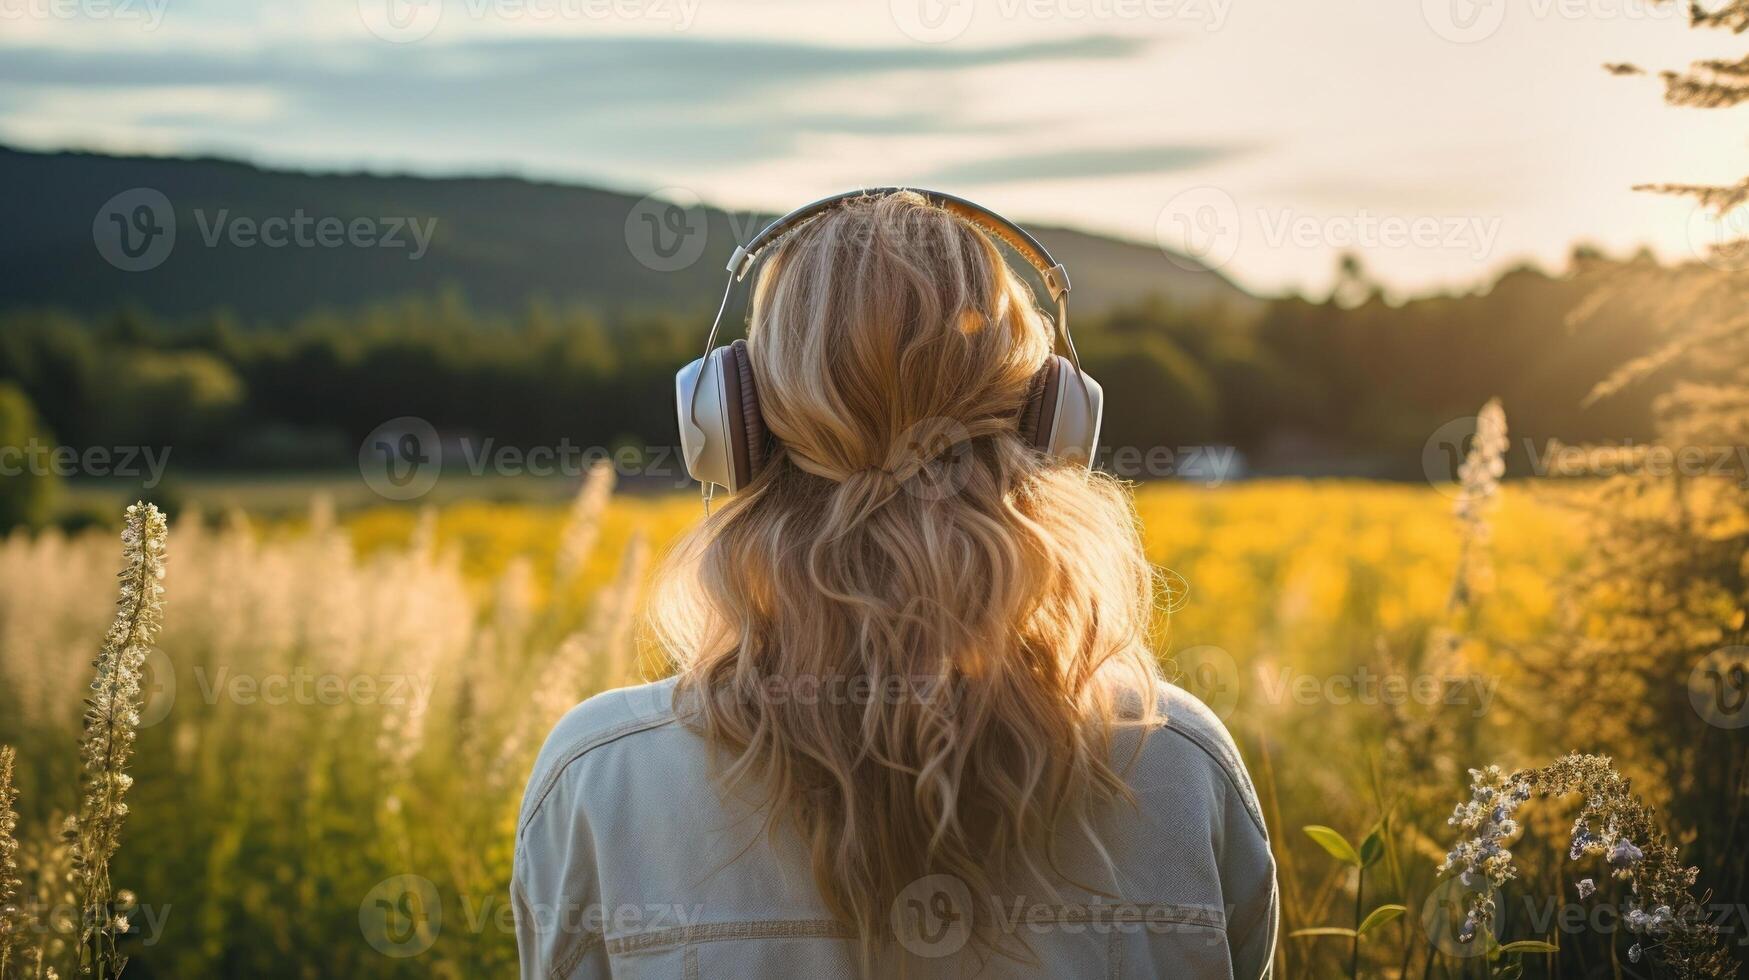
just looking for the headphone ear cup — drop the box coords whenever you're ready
[1019,357,1061,453]
[1019,355,1101,468]
[724,339,769,488]
[674,340,774,492]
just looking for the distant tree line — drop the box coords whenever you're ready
[0,251,1671,507]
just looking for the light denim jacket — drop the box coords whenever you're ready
[513,677,1278,979]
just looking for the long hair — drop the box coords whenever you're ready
[653,191,1162,958]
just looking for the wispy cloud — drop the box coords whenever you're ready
[0,33,1156,172]
[0,0,1719,295]
[921,144,1246,185]
[0,33,1151,93]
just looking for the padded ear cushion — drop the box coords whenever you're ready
[1018,357,1061,452]
[724,339,769,487]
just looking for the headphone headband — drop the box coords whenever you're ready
[726,187,1071,302]
[678,187,1100,502]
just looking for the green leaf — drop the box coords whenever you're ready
[1288,926,1358,939]
[1498,940,1559,954]
[1359,828,1385,867]
[1302,825,1361,866]
[1357,904,1406,935]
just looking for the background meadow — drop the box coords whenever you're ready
[2,0,1748,975]
[9,477,1563,976]
[2,459,1742,977]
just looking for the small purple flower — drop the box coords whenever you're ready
[1628,943,1643,964]
[1568,818,1596,860]
[1608,839,1644,870]
[1576,878,1595,899]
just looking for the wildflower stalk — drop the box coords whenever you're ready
[1448,397,1506,615]
[1349,861,1361,980]
[1440,754,1732,978]
[492,530,649,785]
[553,460,616,589]
[68,503,168,979]
[0,745,23,977]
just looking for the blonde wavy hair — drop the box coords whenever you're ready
[654,191,1162,959]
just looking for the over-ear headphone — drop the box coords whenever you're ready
[675,187,1103,493]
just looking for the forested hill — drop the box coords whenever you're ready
[0,145,1257,320]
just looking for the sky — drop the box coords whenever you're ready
[2,0,1744,297]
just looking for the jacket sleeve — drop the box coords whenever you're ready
[513,774,610,980]
[1220,785,1279,980]
[1225,832,1279,980]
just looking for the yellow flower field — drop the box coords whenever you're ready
[0,478,1605,976]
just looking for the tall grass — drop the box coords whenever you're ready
[0,746,23,976]
[1,503,166,980]
[0,474,1721,976]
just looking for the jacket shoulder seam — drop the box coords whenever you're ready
[516,712,677,838]
[1150,722,1270,840]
